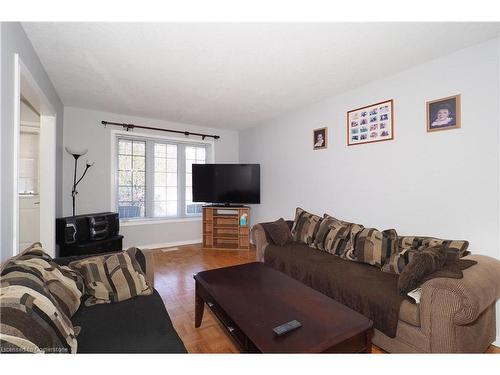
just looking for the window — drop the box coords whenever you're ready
[116,135,210,220]
[185,146,206,215]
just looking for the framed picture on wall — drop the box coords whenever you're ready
[313,127,328,150]
[426,94,461,132]
[347,99,394,146]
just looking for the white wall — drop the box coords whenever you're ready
[62,106,239,248]
[0,22,64,262]
[241,38,499,257]
[240,38,500,343]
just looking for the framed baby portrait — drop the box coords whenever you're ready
[347,99,394,146]
[426,94,461,132]
[313,127,328,150]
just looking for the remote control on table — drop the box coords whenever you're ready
[273,320,302,336]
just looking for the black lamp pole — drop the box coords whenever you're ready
[66,148,93,217]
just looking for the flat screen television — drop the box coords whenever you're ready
[192,164,260,205]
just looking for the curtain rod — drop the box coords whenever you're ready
[101,120,220,140]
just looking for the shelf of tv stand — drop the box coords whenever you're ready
[202,206,250,251]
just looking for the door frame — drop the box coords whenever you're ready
[13,54,57,256]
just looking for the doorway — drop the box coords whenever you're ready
[18,99,41,250]
[13,54,57,256]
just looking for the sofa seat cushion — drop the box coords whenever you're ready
[264,241,406,338]
[71,289,186,353]
[398,300,420,327]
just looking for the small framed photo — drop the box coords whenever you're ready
[427,94,461,132]
[347,99,393,146]
[313,127,328,150]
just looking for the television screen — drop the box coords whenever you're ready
[192,164,260,204]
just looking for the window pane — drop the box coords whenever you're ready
[197,147,206,161]
[167,145,177,157]
[133,186,145,202]
[118,155,132,170]
[167,187,177,201]
[117,138,145,219]
[133,171,145,186]
[133,156,145,171]
[133,141,145,156]
[119,171,132,186]
[118,140,132,155]
[166,173,177,186]
[154,187,166,201]
[155,157,166,172]
[119,187,132,201]
[185,146,206,215]
[154,201,166,217]
[185,187,192,202]
[185,146,196,159]
[155,172,166,186]
[154,143,166,157]
[166,201,177,216]
[166,160,177,173]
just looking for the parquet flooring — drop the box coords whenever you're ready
[151,243,500,354]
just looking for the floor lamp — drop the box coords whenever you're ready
[65,147,94,217]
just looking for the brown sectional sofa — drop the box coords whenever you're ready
[251,221,500,353]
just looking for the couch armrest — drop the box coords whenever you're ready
[144,250,155,289]
[251,224,270,262]
[420,255,500,328]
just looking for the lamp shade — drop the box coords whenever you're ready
[65,147,88,157]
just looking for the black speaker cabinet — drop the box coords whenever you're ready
[56,212,123,257]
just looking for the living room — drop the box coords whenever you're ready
[1,0,500,372]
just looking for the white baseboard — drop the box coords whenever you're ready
[137,239,202,251]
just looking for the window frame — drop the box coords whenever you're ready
[110,130,214,223]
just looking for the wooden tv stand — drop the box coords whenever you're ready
[202,206,250,250]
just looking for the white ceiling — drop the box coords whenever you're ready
[22,22,498,130]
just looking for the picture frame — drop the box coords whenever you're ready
[426,94,461,132]
[347,99,394,146]
[313,127,328,150]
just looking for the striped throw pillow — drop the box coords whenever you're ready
[0,283,78,353]
[323,214,365,259]
[313,216,351,256]
[2,243,84,318]
[382,235,469,274]
[69,248,152,306]
[291,207,322,246]
[344,228,398,267]
[398,236,469,258]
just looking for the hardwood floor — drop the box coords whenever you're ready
[151,243,500,354]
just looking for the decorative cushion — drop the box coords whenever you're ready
[382,235,469,274]
[323,214,365,259]
[291,207,322,245]
[265,218,293,246]
[313,216,351,256]
[69,248,153,307]
[0,283,78,353]
[1,243,84,318]
[10,242,53,263]
[398,236,469,258]
[397,245,447,294]
[344,228,398,267]
[381,248,416,274]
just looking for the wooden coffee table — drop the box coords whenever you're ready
[194,262,373,353]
